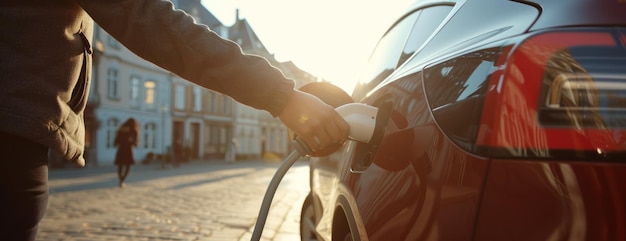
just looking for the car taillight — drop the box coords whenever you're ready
[477,29,626,160]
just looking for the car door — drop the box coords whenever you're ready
[342,4,484,241]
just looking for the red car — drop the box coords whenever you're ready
[300,0,626,240]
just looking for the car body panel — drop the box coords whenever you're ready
[312,71,492,241]
[304,0,626,241]
[476,160,626,241]
[355,73,490,241]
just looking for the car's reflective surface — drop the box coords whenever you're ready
[301,0,626,240]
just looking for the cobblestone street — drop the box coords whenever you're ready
[36,159,310,241]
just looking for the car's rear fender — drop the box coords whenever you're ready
[476,160,626,240]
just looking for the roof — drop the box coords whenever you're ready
[228,16,271,55]
[173,0,224,29]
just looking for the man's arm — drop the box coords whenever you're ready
[77,0,292,116]
[77,0,349,150]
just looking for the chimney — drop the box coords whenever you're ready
[235,8,240,21]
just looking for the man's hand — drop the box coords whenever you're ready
[279,90,350,152]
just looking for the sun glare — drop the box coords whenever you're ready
[202,0,413,94]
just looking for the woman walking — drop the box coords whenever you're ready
[114,118,139,188]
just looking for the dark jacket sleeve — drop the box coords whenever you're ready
[76,0,294,117]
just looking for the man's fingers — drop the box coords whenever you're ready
[300,123,336,151]
[301,135,321,151]
[278,90,350,152]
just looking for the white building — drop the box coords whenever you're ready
[82,0,317,166]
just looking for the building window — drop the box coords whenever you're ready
[223,97,232,114]
[192,86,202,112]
[215,95,223,114]
[175,84,185,110]
[107,68,119,99]
[130,75,140,107]
[210,92,217,113]
[143,122,157,149]
[144,80,156,109]
[106,118,119,149]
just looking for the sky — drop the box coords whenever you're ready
[200,0,415,93]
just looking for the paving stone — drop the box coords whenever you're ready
[36,160,309,241]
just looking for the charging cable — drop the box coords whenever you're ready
[250,138,311,241]
[250,103,387,241]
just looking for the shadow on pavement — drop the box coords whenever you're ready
[47,159,309,194]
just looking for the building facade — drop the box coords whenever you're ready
[83,0,316,166]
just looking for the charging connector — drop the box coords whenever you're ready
[250,103,388,241]
[335,103,388,146]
